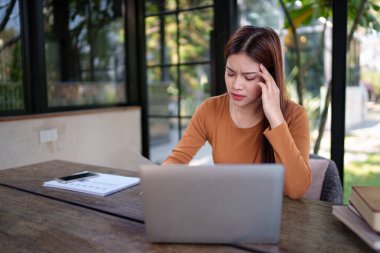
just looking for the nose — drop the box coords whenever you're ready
[232,76,243,90]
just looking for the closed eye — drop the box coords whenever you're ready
[245,75,258,81]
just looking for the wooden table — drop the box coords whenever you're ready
[0,160,372,253]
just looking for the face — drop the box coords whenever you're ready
[225,52,262,108]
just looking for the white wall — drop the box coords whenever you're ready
[345,86,368,131]
[323,86,368,132]
[0,107,142,170]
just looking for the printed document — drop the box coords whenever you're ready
[43,172,140,196]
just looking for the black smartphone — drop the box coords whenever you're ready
[55,171,98,183]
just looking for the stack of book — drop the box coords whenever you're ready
[332,186,380,251]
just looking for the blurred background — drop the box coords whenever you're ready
[1,0,379,203]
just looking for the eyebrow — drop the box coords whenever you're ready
[226,66,259,75]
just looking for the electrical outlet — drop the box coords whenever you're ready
[39,128,58,143]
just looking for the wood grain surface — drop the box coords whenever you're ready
[0,160,373,253]
[0,160,144,221]
[0,185,247,253]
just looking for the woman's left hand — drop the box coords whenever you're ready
[257,64,285,129]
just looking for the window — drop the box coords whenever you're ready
[145,0,214,163]
[0,0,24,112]
[43,0,126,107]
[0,0,131,117]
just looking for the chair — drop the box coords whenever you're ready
[303,154,343,204]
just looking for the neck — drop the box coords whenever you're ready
[230,99,264,128]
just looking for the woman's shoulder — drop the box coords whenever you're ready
[192,94,228,128]
[201,93,229,110]
[285,100,308,121]
[286,100,305,111]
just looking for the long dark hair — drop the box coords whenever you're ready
[224,26,288,163]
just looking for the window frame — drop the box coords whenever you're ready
[0,0,138,117]
[142,1,217,160]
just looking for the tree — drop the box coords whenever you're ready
[279,0,380,154]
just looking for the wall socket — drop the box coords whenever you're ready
[39,128,58,143]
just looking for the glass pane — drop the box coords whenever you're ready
[149,117,179,164]
[284,29,329,157]
[146,15,178,66]
[178,0,213,9]
[343,4,380,203]
[180,64,210,116]
[0,0,24,111]
[238,0,281,29]
[145,0,176,15]
[164,15,178,64]
[179,8,213,63]
[146,16,161,65]
[44,0,126,107]
[147,66,177,116]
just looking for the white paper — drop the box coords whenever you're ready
[332,205,380,250]
[43,172,140,196]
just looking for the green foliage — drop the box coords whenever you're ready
[0,2,24,111]
[179,9,213,63]
[283,0,380,47]
[10,42,22,81]
[344,153,380,204]
[362,68,380,96]
[348,0,380,31]
[0,82,24,110]
[145,2,213,117]
[282,0,331,29]
[372,2,380,11]
[282,0,380,33]
[282,0,380,127]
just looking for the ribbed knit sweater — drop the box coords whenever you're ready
[164,93,311,199]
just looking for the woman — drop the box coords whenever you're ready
[163,26,311,199]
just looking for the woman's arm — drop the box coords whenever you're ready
[163,101,208,164]
[264,104,311,199]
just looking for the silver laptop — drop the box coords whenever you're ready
[139,164,284,244]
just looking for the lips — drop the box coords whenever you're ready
[231,93,245,101]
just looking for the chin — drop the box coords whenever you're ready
[232,100,250,108]
[237,99,261,109]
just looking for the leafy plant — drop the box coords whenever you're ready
[279,0,380,153]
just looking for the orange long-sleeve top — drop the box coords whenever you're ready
[164,93,311,199]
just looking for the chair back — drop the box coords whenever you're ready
[304,154,343,204]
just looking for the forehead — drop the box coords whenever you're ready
[226,53,260,72]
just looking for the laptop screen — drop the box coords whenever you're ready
[139,164,284,244]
